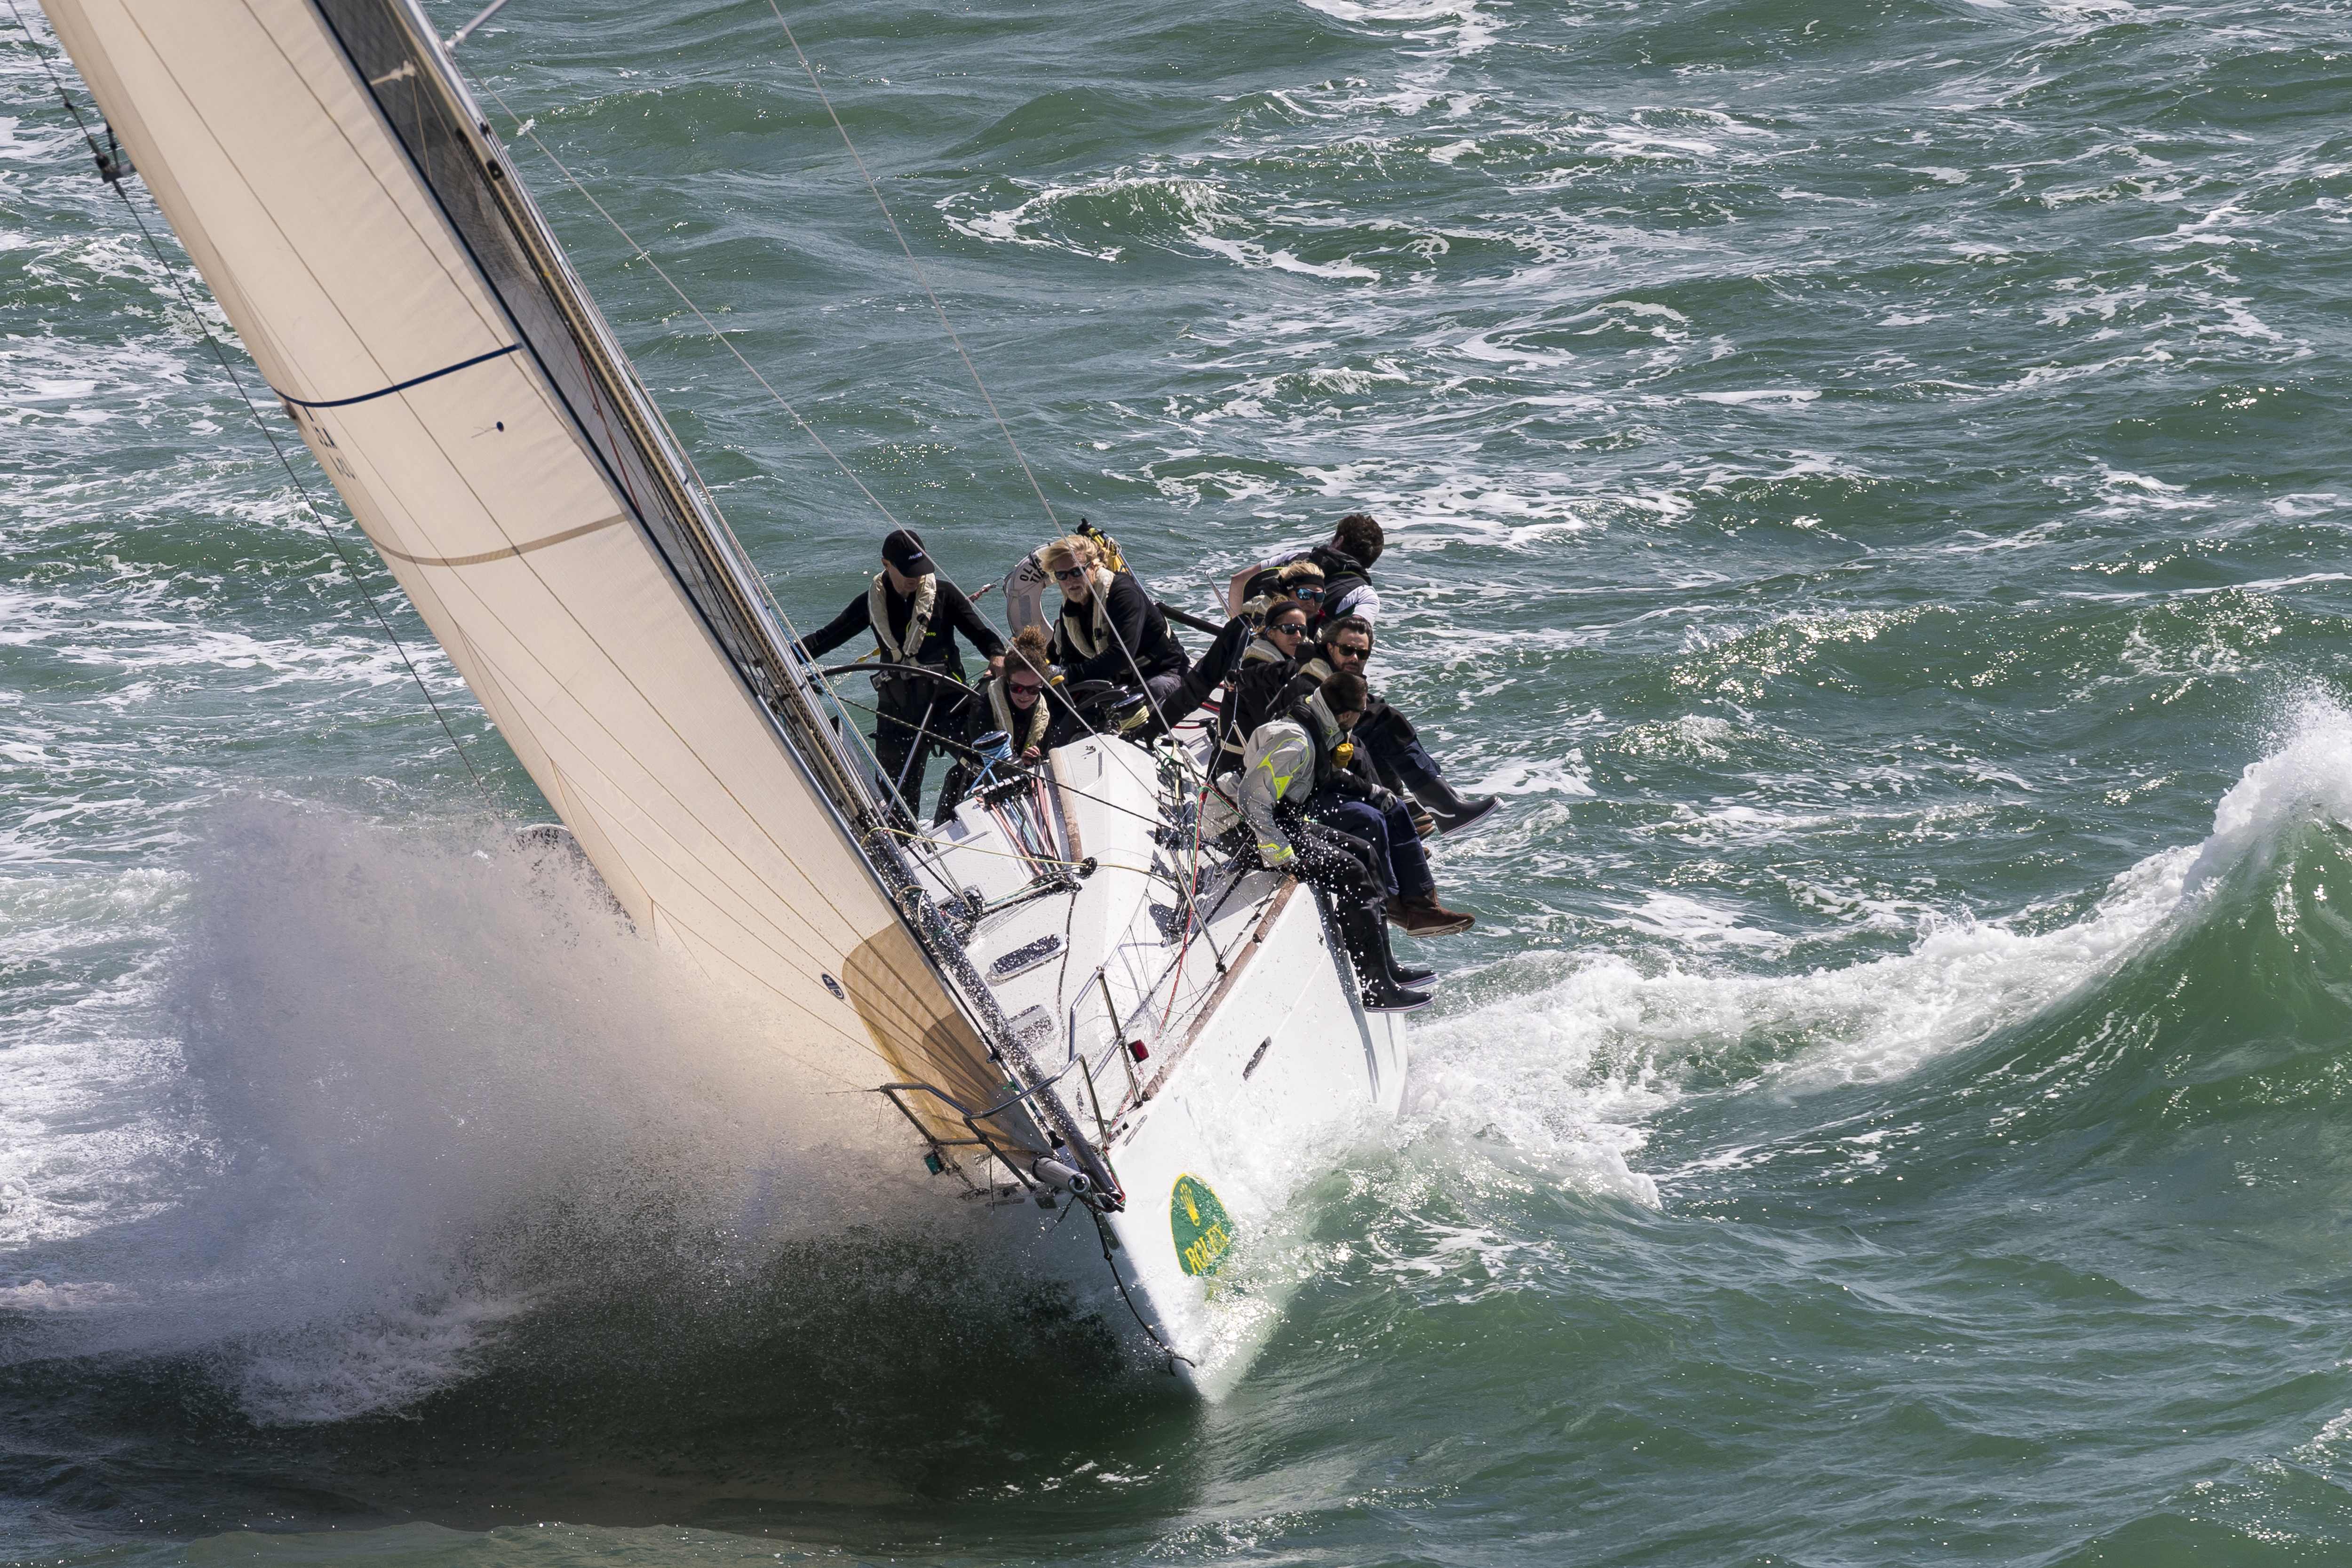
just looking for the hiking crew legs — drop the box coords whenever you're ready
[1284,817,1389,910]
[1306,792,1436,902]
[1357,718,1446,797]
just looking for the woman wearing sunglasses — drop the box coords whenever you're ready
[1212,597,1313,781]
[1232,557,1327,627]
[1224,513,1383,630]
[932,626,1078,822]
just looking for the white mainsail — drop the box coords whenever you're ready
[39,0,1016,1133]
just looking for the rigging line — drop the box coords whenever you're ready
[7,0,113,177]
[273,342,521,409]
[466,80,919,833]
[1090,1209,1195,1374]
[445,0,517,50]
[115,188,497,809]
[470,79,911,534]
[429,95,821,700]
[1160,769,1219,1030]
[2,1,496,809]
[760,0,1063,532]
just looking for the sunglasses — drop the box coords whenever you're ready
[1331,643,1370,660]
[1295,587,1325,600]
[1052,565,1088,581]
[1269,621,1307,636]
[1009,680,1043,696]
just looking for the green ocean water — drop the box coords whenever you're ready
[8,0,2352,1561]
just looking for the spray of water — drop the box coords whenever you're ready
[2,801,925,1424]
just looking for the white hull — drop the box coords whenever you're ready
[901,727,1407,1392]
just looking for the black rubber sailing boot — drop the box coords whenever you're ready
[1410,773,1502,836]
[1389,951,1439,989]
[1339,906,1432,1013]
[1374,910,1438,989]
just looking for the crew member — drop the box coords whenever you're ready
[932,626,1077,823]
[797,528,1004,811]
[1227,512,1382,629]
[1129,609,1254,741]
[1254,619,1477,935]
[1212,597,1311,780]
[1044,533,1187,713]
[1227,671,1437,1013]
[1323,619,1500,836]
[1303,728,1475,941]
[1232,557,1327,627]
[1264,615,1346,728]
[1276,615,1500,838]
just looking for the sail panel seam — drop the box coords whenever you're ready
[371,510,623,568]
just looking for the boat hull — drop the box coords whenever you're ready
[911,732,1408,1393]
[1089,884,1406,1392]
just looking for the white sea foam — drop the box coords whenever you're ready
[1294,0,1503,56]
[1688,389,1821,406]
[2184,698,2352,898]
[1406,703,2352,1207]
[1471,755,1595,797]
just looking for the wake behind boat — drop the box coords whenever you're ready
[34,0,1411,1389]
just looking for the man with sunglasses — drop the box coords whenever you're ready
[1279,616,1501,840]
[1243,616,1475,938]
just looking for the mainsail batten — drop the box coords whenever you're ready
[39,0,1008,1122]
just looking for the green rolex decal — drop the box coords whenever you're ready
[1171,1173,1235,1277]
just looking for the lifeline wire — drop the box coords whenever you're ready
[761,0,1064,532]
[826,688,1189,837]
[4,0,494,809]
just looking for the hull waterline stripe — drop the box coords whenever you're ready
[275,342,521,408]
[373,512,626,568]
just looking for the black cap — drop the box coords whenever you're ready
[882,528,932,575]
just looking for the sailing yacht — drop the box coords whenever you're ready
[35,0,1408,1390]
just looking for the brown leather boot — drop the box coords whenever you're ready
[1386,892,1474,937]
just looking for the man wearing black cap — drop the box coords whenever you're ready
[798,530,1006,812]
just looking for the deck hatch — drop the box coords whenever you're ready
[988,934,1064,982]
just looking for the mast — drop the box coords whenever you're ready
[38,0,1115,1192]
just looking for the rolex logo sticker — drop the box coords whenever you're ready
[1171,1173,1235,1277]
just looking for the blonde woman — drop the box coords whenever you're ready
[1225,512,1384,627]
[1231,557,1326,627]
[1042,533,1187,710]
